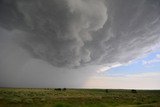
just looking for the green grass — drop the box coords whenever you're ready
[0,88,160,107]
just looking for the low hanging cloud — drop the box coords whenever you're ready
[0,0,160,70]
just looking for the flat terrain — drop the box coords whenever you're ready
[0,88,160,107]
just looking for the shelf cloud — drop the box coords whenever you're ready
[1,0,160,68]
[0,0,160,87]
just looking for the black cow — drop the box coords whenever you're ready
[105,89,109,93]
[55,88,62,91]
[131,89,137,93]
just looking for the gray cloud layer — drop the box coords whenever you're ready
[1,0,160,68]
[0,0,108,68]
[0,0,160,87]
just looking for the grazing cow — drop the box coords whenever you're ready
[105,89,109,93]
[131,89,137,93]
[63,88,67,91]
[55,88,62,91]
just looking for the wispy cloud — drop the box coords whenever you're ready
[143,54,160,65]
[96,63,122,73]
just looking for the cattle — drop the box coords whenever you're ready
[105,89,109,93]
[131,89,137,93]
[63,88,67,91]
[54,88,62,91]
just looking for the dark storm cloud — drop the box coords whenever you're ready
[0,0,160,69]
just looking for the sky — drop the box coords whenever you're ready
[84,49,160,89]
[0,0,160,89]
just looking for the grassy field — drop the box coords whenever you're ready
[0,88,160,107]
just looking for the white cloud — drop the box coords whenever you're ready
[96,63,122,73]
[156,54,160,58]
[143,54,160,65]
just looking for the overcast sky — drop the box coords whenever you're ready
[0,0,160,89]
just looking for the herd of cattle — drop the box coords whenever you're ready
[53,88,137,93]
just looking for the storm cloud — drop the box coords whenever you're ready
[0,0,160,87]
[0,0,160,68]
